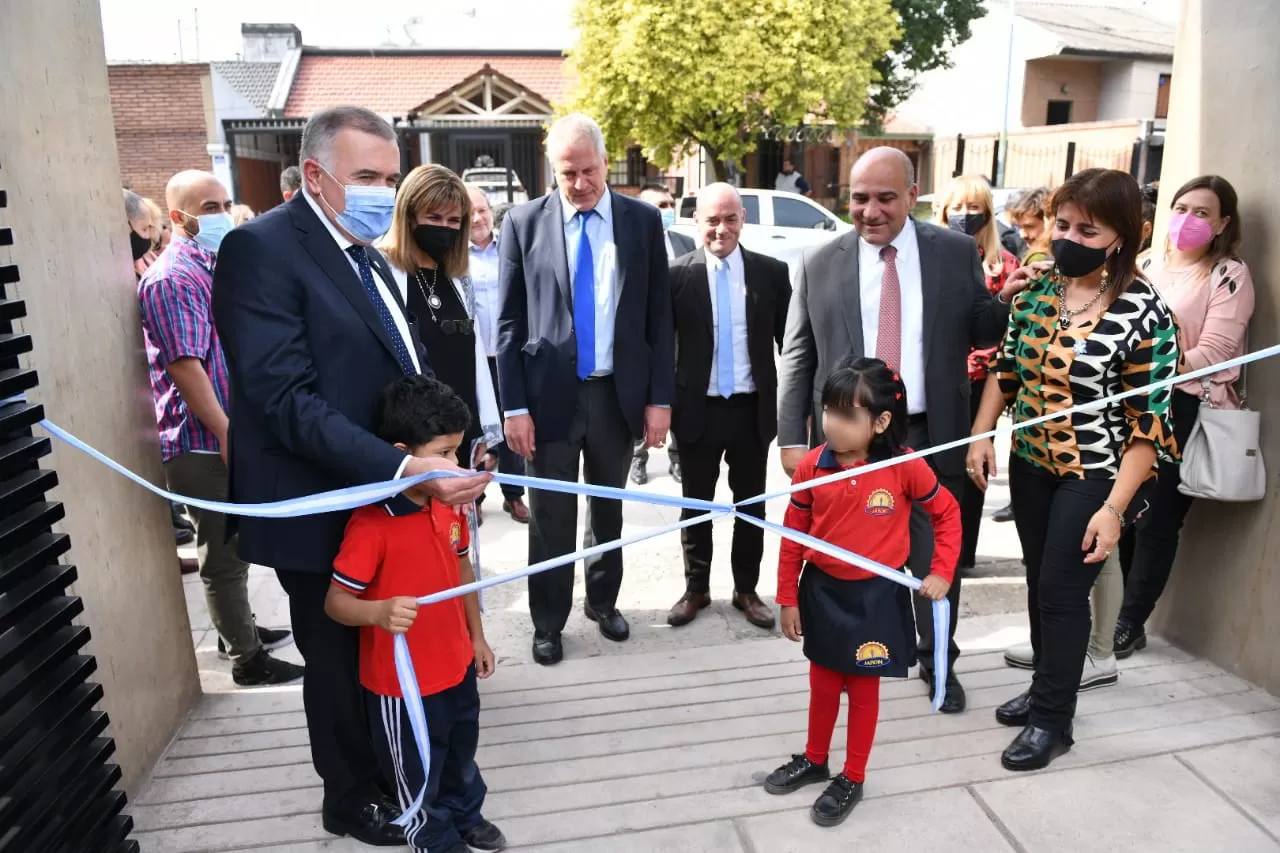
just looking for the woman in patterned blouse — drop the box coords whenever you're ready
[966,169,1180,772]
[937,176,1020,569]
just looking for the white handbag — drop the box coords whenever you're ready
[1177,371,1267,502]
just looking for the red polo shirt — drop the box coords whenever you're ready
[777,445,960,607]
[332,494,473,698]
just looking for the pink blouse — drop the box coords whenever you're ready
[1140,253,1255,409]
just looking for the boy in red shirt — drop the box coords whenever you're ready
[325,376,505,853]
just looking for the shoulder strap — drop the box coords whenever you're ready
[1200,260,1249,405]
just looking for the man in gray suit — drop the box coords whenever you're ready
[778,147,1026,713]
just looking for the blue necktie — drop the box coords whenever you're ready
[347,245,417,376]
[715,260,735,398]
[573,210,596,380]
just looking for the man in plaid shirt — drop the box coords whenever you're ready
[138,170,303,686]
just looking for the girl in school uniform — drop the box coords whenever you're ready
[764,356,961,827]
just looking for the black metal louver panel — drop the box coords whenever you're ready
[0,163,139,852]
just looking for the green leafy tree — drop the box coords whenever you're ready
[867,0,987,127]
[567,0,899,181]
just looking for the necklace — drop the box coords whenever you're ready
[1055,270,1111,329]
[413,267,442,321]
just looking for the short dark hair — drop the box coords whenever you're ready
[300,106,396,169]
[280,166,302,194]
[639,183,671,196]
[1169,174,1242,265]
[820,356,909,460]
[376,375,471,447]
[1050,168,1143,292]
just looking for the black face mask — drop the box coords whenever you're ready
[947,213,989,237]
[412,224,459,267]
[130,229,153,261]
[1052,237,1116,278]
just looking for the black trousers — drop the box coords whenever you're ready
[1008,455,1112,732]
[1119,389,1199,628]
[485,356,524,502]
[526,377,633,635]
[276,568,386,810]
[906,419,965,671]
[677,394,767,595]
[958,380,987,568]
[367,668,486,852]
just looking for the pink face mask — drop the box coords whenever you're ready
[1168,212,1215,251]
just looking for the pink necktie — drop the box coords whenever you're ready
[876,244,901,370]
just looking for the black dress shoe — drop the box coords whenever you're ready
[322,798,405,847]
[629,458,648,485]
[920,667,966,713]
[996,690,1032,727]
[1114,619,1147,659]
[584,603,630,641]
[764,754,830,795]
[463,818,507,851]
[1001,724,1073,771]
[992,503,1015,523]
[669,461,683,483]
[811,774,863,827]
[532,632,563,665]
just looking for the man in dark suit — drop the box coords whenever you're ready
[631,183,691,487]
[778,148,1026,713]
[213,106,490,845]
[666,184,790,629]
[497,113,675,665]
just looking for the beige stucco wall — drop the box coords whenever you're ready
[1151,0,1280,694]
[0,0,200,791]
[1021,58,1102,127]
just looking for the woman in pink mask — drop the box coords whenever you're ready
[1114,175,1255,657]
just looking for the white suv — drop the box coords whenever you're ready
[670,187,850,274]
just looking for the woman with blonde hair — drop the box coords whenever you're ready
[380,164,503,479]
[937,175,1019,570]
[231,204,256,226]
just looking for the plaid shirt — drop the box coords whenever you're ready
[137,236,231,462]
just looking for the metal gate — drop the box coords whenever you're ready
[439,129,543,197]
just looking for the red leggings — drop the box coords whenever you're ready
[804,662,881,783]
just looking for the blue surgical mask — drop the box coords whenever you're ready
[660,208,676,230]
[183,211,234,253]
[318,165,396,243]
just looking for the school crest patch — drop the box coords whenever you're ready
[865,488,895,517]
[856,641,891,667]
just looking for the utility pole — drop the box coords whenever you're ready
[997,0,1017,187]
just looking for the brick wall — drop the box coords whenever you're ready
[108,64,213,205]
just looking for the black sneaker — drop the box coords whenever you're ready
[219,624,294,660]
[764,754,830,795]
[811,774,863,827]
[462,819,507,851]
[1114,620,1147,659]
[232,649,304,687]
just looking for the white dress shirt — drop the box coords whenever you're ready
[563,188,619,375]
[469,237,502,357]
[705,247,756,396]
[858,217,926,415]
[663,232,676,261]
[302,188,420,374]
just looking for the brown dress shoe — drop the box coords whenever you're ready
[502,498,530,523]
[667,591,711,626]
[733,591,776,629]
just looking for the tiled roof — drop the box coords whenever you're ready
[283,53,571,118]
[1019,4,1175,58]
[210,61,281,112]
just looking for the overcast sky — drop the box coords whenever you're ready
[98,0,1178,63]
[99,0,578,62]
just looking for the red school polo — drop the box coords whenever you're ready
[331,495,473,698]
[776,445,961,607]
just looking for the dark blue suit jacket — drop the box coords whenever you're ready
[495,190,675,441]
[212,193,425,574]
